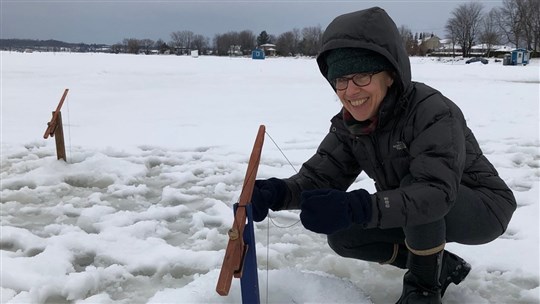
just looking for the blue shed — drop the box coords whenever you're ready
[252,49,265,60]
[511,48,529,65]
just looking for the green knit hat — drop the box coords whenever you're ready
[325,48,394,81]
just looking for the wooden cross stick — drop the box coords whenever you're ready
[216,125,265,296]
[44,88,69,139]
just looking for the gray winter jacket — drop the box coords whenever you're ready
[281,7,516,231]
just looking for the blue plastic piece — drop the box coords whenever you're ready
[233,203,260,304]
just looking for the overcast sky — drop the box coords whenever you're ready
[2,0,502,45]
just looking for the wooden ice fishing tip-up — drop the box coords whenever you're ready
[43,88,69,161]
[216,125,265,304]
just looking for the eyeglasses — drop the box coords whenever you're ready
[333,71,382,91]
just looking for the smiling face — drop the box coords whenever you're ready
[336,71,394,121]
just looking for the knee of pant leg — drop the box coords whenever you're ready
[404,220,446,251]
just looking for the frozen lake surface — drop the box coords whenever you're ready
[1,52,539,303]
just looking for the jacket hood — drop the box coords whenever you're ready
[317,7,412,95]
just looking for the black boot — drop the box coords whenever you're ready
[440,251,471,296]
[396,250,443,304]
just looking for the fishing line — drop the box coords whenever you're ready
[264,131,298,175]
[264,130,301,229]
[262,130,303,304]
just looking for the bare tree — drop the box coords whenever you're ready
[170,31,182,49]
[531,0,540,55]
[154,39,170,54]
[123,38,140,54]
[446,2,484,57]
[111,43,124,54]
[292,28,301,54]
[300,25,323,56]
[398,25,418,56]
[170,30,194,54]
[496,0,540,53]
[238,30,256,54]
[276,31,296,56]
[213,31,240,56]
[445,18,460,57]
[496,0,523,48]
[398,25,410,45]
[192,34,209,54]
[269,34,278,45]
[480,8,501,56]
[515,0,539,52]
[139,39,154,54]
[530,0,540,53]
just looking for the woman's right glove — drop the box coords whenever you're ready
[300,188,372,234]
[250,178,287,222]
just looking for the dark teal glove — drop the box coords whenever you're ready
[250,178,287,222]
[300,188,372,234]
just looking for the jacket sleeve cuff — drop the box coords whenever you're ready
[363,194,380,229]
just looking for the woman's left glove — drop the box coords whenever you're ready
[250,178,287,222]
[300,188,372,234]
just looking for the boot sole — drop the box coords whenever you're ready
[441,261,471,296]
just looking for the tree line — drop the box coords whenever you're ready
[445,0,539,57]
[112,26,323,57]
[3,0,537,57]
[399,0,538,57]
[113,0,537,58]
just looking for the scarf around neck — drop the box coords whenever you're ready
[342,109,378,135]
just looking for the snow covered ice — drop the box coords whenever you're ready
[1,52,539,303]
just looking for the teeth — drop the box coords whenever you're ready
[350,97,368,106]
